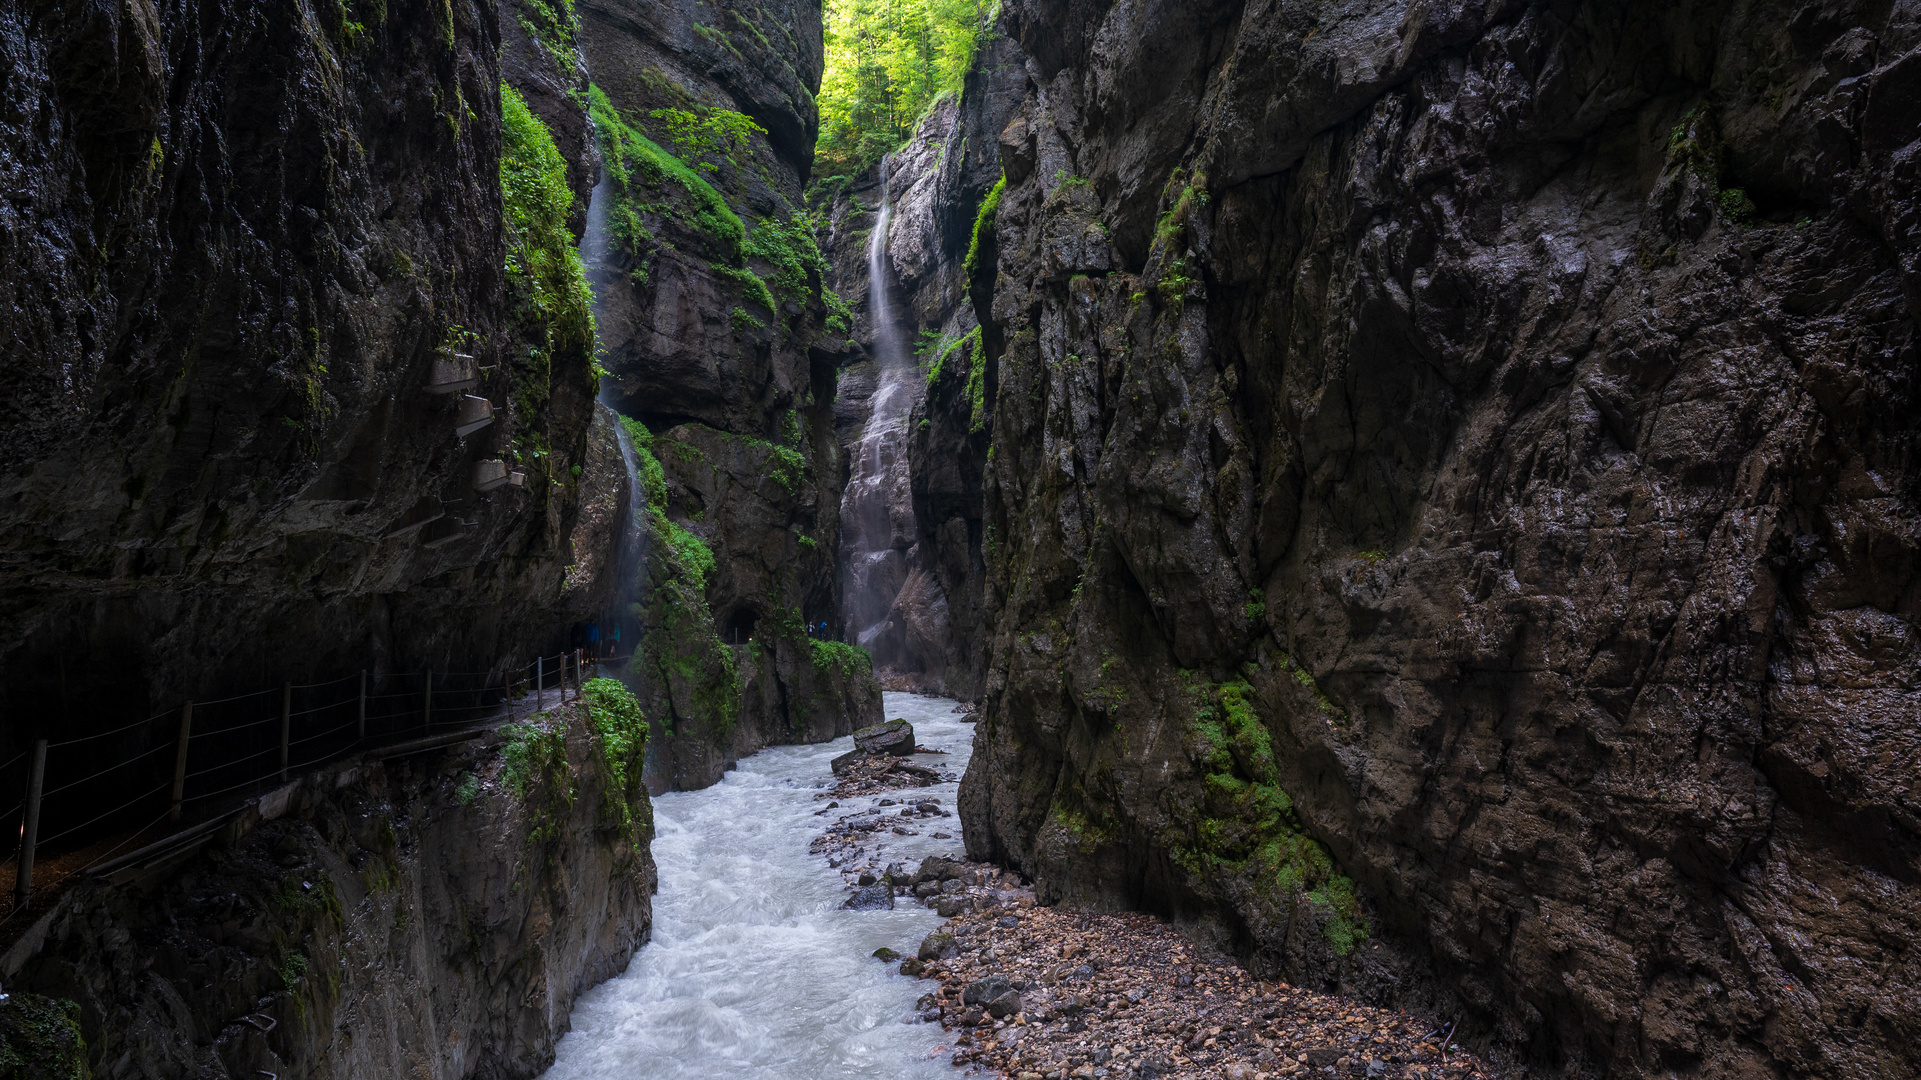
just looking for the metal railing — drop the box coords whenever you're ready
[1,649,595,927]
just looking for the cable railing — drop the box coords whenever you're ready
[0,649,598,928]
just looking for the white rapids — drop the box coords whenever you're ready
[539,692,975,1079]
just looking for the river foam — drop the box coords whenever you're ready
[540,692,972,1079]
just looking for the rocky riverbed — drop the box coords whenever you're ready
[854,856,1496,1080]
[811,731,1496,1080]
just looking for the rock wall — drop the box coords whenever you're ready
[576,0,881,788]
[0,0,615,749]
[824,58,1020,700]
[0,698,654,1079]
[956,2,1921,1078]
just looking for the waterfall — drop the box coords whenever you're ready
[581,171,649,667]
[839,166,920,663]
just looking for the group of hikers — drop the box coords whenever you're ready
[572,620,622,659]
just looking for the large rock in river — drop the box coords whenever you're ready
[853,719,916,756]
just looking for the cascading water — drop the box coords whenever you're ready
[839,167,923,663]
[539,693,971,1079]
[580,171,649,665]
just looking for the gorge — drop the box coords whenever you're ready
[1,1,1918,1079]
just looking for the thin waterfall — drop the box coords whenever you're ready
[840,164,921,662]
[581,169,649,672]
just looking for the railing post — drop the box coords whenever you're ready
[575,649,584,701]
[14,739,46,910]
[423,670,433,731]
[279,682,291,780]
[170,703,193,823]
[536,656,544,712]
[358,670,367,741]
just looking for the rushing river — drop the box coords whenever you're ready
[540,692,973,1079]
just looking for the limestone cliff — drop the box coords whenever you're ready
[953,2,1921,1077]
[0,0,615,743]
[580,0,881,789]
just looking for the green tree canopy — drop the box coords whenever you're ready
[816,0,991,177]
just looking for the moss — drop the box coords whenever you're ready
[616,414,669,508]
[272,873,343,927]
[716,428,807,496]
[1155,172,1209,245]
[663,520,715,590]
[639,506,739,739]
[513,0,578,73]
[1045,789,1113,855]
[582,678,650,841]
[498,718,573,843]
[963,175,1005,282]
[0,994,90,1080]
[592,85,745,256]
[1172,676,1368,956]
[1279,653,1347,724]
[1717,187,1757,225]
[279,951,309,994]
[500,82,594,354]
[810,640,872,681]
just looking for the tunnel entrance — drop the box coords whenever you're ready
[721,608,758,645]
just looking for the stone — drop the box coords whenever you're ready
[919,931,960,960]
[853,718,916,756]
[842,885,894,911]
[899,958,928,976]
[857,871,877,886]
[830,750,865,776]
[872,947,900,962]
[936,897,968,917]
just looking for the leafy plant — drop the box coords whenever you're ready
[649,106,767,174]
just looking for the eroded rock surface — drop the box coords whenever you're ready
[0,0,614,749]
[581,0,881,788]
[954,2,1921,1077]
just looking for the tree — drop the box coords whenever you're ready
[816,0,989,176]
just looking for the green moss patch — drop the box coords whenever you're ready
[583,677,651,840]
[501,82,593,354]
[1172,676,1368,956]
[0,994,89,1080]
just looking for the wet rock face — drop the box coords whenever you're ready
[2,706,654,1079]
[827,57,1024,699]
[960,1,1921,1076]
[0,0,612,738]
[579,0,881,785]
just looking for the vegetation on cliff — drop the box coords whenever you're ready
[587,86,841,342]
[0,995,89,1080]
[501,82,594,354]
[613,414,740,738]
[1177,677,1367,955]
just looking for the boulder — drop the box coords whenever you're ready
[964,976,1022,1018]
[830,749,864,775]
[853,718,915,756]
[842,885,894,911]
[918,931,960,960]
[913,855,966,885]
